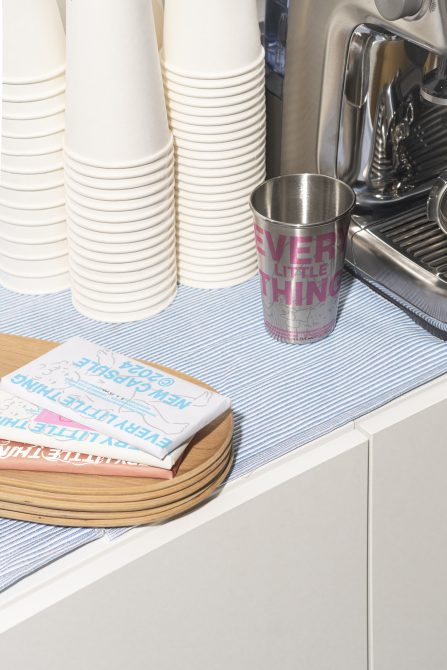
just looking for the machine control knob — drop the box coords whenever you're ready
[374,0,424,20]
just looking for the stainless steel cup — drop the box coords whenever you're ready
[250,173,355,344]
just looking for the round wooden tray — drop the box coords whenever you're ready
[0,334,234,527]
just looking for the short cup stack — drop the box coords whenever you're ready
[1,0,68,295]
[64,0,176,323]
[162,0,266,288]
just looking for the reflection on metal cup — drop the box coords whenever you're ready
[250,173,356,344]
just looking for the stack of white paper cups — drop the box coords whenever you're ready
[162,0,266,288]
[1,0,68,294]
[64,0,176,323]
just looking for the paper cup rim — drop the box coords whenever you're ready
[167,99,264,126]
[164,74,265,101]
[65,172,174,203]
[66,180,174,212]
[1,142,63,158]
[69,257,177,285]
[64,136,174,170]
[0,179,64,192]
[72,271,177,304]
[69,237,175,270]
[64,161,173,190]
[64,151,174,180]
[2,83,66,104]
[72,289,177,322]
[2,124,65,140]
[66,199,175,225]
[67,203,175,234]
[3,65,66,86]
[174,129,266,154]
[0,247,67,262]
[165,79,264,107]
[160,50,264,83]
[1,162,64,176]
[2,104,66,121]
[68,226,175,256]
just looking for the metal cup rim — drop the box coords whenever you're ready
[249,173,356,229]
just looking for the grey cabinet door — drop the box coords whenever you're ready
[358,378,447,670]
[0,430,368,670]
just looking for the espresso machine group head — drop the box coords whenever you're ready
[265,0,447,335]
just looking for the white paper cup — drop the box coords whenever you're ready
[177,155,265,183]
[178,221,253,237]
[0,268,70,294]
[166,84,265,117]
[163,68,264,101]
[67,203,175,237]
[152,0,164,49]
[72,284,177,323]
[0,185,65,208]
[163,0,260,76]
[178,244,256,266]
[1,168,64,189]
[178,265,257,288]
[72,282,177,316]
[2,112,65,138]
[72,276,174,305]
[65,169,174,202]
[1,131,64,156]
[3,0,65,84]
[68,225,175,262]
[176,183,255,204]
[176,146,265,171]
[177,166,265,193]
[0,235,67,259]
[1,150,63,173]
[66,195,175,224]
[174,129,266,156]
[3,92,65,118]
[178,223,254,241]
[3,76,65,103]
[68,218,174,254]
[172,111,265,144]
[177,242,254,261]
[70,255,176,290]
[72,270,176,308]
[0,250,68,275]
[0,218,66,243]
[0,202,65,222]
[63,141,174,179]
[177,225,253,247]
[161,52,264,88]
[169,107,265,138]
[69,236,175,273]
[168,98,264,128]
[66,178,174,213]
[71,277,177,309]
[64,161,173,192]
[66,0,170,164]
[177,203,251,222]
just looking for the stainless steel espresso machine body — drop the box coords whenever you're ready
[265,0,447,334]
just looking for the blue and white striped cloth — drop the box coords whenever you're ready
[1,273,447,587]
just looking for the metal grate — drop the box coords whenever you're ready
[373,201,447,282]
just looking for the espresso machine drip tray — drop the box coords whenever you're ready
[346,198,447,334]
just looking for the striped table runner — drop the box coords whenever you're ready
[1,273,447,586]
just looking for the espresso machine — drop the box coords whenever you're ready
[265,0,447,335]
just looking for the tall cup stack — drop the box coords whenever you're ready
[1,0,68,294]
[162,0,266,288]
[64,0,176,323]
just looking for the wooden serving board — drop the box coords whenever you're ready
[0,333,233,526]
[0,455,233,527]
[0,442,232,513]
